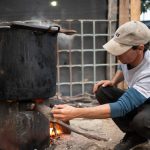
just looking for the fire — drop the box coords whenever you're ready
[50,122,63,137]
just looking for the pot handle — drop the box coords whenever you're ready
[11,22,77,35]
[49,26,77,35]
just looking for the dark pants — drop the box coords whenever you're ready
[96,86,150,139]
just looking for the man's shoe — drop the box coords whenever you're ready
[114,132,147,150]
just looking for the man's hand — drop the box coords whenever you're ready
[93,80,114,93]
[51,104,77,121]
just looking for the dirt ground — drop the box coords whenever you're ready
[48,118,124,150]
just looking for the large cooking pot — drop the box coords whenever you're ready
[0,21,76,101]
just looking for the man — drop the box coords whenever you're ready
[52,21,150,150]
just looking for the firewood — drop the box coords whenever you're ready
[35,103,108,142]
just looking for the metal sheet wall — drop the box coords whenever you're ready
[0,0,108,21]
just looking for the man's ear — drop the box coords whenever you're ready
[138,44,144,51]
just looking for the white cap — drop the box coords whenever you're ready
[103,21,150,56]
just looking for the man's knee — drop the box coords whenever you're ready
[96,86,107,97]
[95,86,114,104]
[95,86,124,105]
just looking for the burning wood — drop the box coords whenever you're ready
[50,122,63,137]
[35,103,108,142]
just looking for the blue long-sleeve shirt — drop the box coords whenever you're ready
[109,87,149,118]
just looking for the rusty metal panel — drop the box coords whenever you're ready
[0,102,50,150]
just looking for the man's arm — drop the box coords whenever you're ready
[52,104,111,121]
[111,70,124,86]
[110,88,147,117]
[52,88,147,121]
[93,70,124,93]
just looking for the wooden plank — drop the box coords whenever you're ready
[130,0,141,21]
[119,0,130,25]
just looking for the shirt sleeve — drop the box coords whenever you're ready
[109,87,148,118]
[117,64,122,71]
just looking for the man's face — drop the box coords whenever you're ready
[117,45,144,65]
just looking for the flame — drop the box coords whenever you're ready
[50,122,63,137]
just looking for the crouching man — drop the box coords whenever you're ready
[52,21,150,150]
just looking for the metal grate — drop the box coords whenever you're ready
[55,19,118,96]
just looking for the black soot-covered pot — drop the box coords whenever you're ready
[0,21,58,101]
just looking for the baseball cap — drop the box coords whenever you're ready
[103,21,150,56]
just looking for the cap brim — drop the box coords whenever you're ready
[103,39,132,56]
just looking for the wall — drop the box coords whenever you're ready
[0,0,118,96]
[0,0,107,21]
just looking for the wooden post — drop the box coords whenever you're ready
[119,0,130,25]
[130,0,141,21]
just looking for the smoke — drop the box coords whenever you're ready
[25,19,55,27]
[25,18,76,49]
[57,33,75,49]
